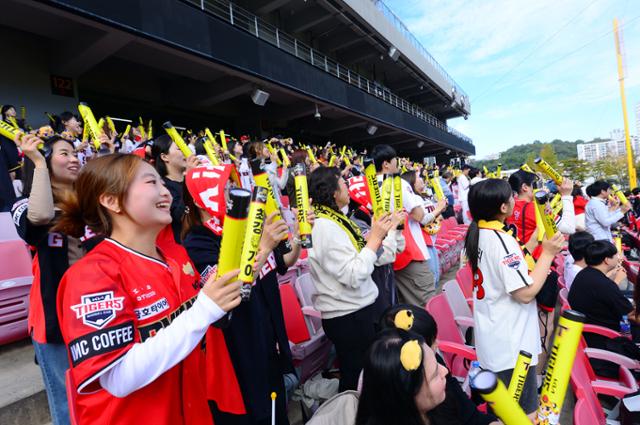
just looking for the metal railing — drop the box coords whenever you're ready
[369,0,469,104]
[184,0,472,145]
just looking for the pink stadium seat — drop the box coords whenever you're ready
[0,212,33,345]
[456,264,474,303]
[279,283,331,383]
[426,294,476,380]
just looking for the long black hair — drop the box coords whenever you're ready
[356,329,429,425]
[150,134,173,178]
[380,304,438,347]
[21,136,76,199]
[308,166,341,212]
[464,179,513,273]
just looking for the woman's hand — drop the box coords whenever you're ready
[541,232,564,256]
[390,211,406,230]
[370,213,393,242]
[186,154,201,172]
[260,212,289,252]
[16,133,46,168]
[202,269,242,312]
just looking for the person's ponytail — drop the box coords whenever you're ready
[464,220,480,273]
[53,190,86,238]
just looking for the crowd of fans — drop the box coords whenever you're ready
[1,102,640,425]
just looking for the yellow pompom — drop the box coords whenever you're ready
[394,309,414,331]
[400,340,423,371]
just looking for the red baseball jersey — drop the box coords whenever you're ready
[57,238,212,425]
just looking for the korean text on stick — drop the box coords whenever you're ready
[534,190,558,238]
[293,163,313,248]
[536,310,585,425]
[508,350,532,402]
[471,371,531,425]
[238,186,267,298]
[162,121,193,158]
[77,102,103,150]
[534,157,563,185]
[251,159,291,254]
[393,174,404,230]
[364,158,384,219]
[217,188,251,279]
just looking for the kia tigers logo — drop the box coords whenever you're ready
[71,291,125,330]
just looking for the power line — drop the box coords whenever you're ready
[472,0,603,103]
[474,13,640,105]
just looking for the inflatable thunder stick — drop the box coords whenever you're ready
[471,371,531,425]
[216,188,251,279]
[77,103,103,150]
[612,184,629,205]
[364,158,384,219]
[162,122,193,158]
[293,163,313,248]
[508,350,532,403]
[251,158,291,254]
[534,157,563,185]
[238,186,267,298]
[393,174,404,230]
[535,310,585,425]
[534,190,558,238]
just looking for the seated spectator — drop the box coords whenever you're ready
[568,240,632,349]
[585,180,630,242]
[564,231,594,290]
[380,305,499,425]
[355,329,448,425]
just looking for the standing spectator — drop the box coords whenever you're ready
[464,179,563,416]
[585,180,630,242]
[307,166,396,391]
[372,145,437,307]
[457,164,471,224]
[440,171,455,219]
[572,184,588,231]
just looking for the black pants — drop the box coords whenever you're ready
[322,303,378,392]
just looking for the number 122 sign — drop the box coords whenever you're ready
[50,75,74,97]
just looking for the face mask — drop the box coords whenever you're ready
[341,205,349,215]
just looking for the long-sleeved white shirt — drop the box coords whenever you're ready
[556,195,576,235]
[308,217,379,319]
[585,197,623,241]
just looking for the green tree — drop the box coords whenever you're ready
[539,144,559,168]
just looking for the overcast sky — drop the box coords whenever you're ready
[385,0,640,158]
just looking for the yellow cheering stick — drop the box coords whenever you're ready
[147,120,153,139]
[520,163,534,173]
[217,188,251,279]
[20,105,26,121]
[364,158,384,219]
[508,350,532,402]
[203,139,220,165]
[122,124,131,139]
[536,310,585,425]
[279,148,290,167]
[162,121,193,158]
[534,190,558,238]
[614,231,623,253]
[77,103,104,150]
[138,117,146,139]
[251,158,291,254]
[205,128,219,147]
[393,174,404,230]
[7,116,19,129]
[306,146,317,164]
[549,193,563,216]
[294,163,313,248]
[328,155,337,167]
[534,157,563,185]
[471,371,531,425]
[238,186,268,298]
[0,120,43,149]
[611,184,629,206]
[496,163,502,177]
[219,130,238,162]
[381,175,393,213]
[81,122,89,144]
[429,173,445,201]
[106,116,116,136]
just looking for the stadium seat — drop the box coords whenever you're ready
[279,283,331,383]
[426,294,476,379]
[0,212,33,345]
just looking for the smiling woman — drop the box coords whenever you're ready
[52,153,242,425]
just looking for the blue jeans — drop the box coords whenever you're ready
[32,339,70,425]
[426,245,440,285]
